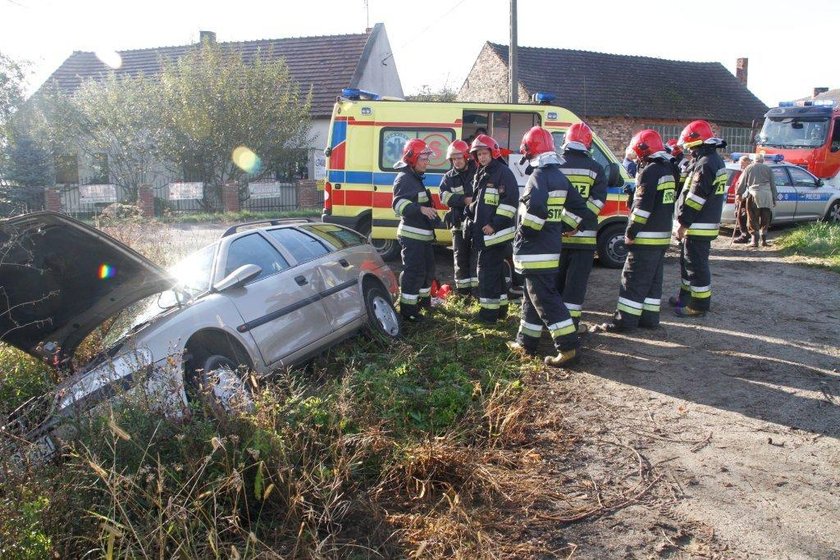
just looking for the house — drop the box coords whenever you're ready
[458,42,768,157]
[37,23,402,189]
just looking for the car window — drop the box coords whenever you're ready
[771,167,791,186]
[224,233,289,280]
[787,166,818,187]
[300,224,365,249]
[551,131,611,170]
[379,128,455,172]
[266,228,331,263]
[170,243,217,295]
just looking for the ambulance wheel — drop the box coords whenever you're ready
[359,216,401,261]
[597,223,628,269]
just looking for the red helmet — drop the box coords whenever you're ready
[678,120,714,149]
[470,133,502,160]
[400,138,432,167]
[629,129,665,160]
[519,126,555,159]
[565,122,593,150]
[666,138,682,154]
[446,139,471,161]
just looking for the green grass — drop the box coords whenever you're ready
[0,296,538,558]
[774,222,840,273]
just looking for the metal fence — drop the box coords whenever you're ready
[59,184,131,219]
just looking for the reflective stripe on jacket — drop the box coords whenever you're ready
[393,169,435,241]
[677,145,726,239]
[558,148,608,249]
[625,155,675,247]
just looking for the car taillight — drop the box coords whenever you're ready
[323,181,332,213]
[726,171,740,204]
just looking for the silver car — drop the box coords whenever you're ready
[0,212,400,463]
[720,161,840,225]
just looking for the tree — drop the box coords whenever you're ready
[49,74,162,201]
[0,51,27,151]
[157,42,312,208]
[405,84,457,103]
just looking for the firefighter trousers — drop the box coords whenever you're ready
[477,243,509,322]
[676,238,712,311]
[557,248,595,327]
[452,229,478,295]
[398,236,435,318]
[614,246,666,329]
[516,273,578,352]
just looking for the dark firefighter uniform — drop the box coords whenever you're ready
[612,155,676,328]
[674,145,727,312]
[393,168,437,319]
[557,148,608,327]
[439,159,477,295]
[468,158,519,322]
[513,155,590,352]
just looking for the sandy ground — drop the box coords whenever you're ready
[150,223,839,558]
[424,235,839,559]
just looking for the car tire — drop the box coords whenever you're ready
[196,355,255,420]
[363,283,401,339]
[824,200,840,223]
[358,216,401,262]
[597,223,628,269]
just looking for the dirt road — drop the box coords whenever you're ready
[425,237,839,559]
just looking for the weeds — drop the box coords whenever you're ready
[774,221,840,273]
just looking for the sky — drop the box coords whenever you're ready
[1,0,838,106]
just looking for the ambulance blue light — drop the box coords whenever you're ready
[730,152,784,163]
[341,88,381,101]
[814,99,835,107]
[532,92,556,104]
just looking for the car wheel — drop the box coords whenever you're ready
[596,223,628,269]
[364,283,401,339]
[824,200,840,223]
[196,355,255,419]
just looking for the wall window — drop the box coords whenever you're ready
[379,128,455,172]
[721,126,754,154]
[55,154,79,184]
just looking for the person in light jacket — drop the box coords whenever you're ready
[736,153,778,247]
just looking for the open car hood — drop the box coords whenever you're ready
[0,212,172,362]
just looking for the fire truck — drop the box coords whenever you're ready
[756,100,840,186]
[320,89,631,267]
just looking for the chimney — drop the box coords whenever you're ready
[736,57,748,86]
[199,30,216,44]
[813,87,829,98]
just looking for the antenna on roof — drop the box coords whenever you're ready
[364,0,370,31]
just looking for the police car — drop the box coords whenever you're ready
[720,154,840,226]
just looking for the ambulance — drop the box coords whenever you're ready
[321,89,632,267]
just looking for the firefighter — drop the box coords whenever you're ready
[556,122,608,333]
[594,130,675,332]
[392,138,439,322]
[508,126,589,366]
[439,140,477,296]
[666,138,688,198]
[466,134,518,323]
[670,120,727,318]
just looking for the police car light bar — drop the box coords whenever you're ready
[532,92,556,104]
[778,101,795,107]
[341,88,381,101]
[814,99,835,107]
[730,152,784,163]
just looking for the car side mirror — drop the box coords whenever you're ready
[606,162,623,187]
[817,179,824,187]
[213,264,262,292]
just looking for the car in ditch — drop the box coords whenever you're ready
[0,212,401,464]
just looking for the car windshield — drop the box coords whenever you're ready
[168,243,217,297]
[758,117,829,148]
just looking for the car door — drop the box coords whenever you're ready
[787,165,827,221]
[769,166,796,222]
[266,226,362,331]
[219,232,332,368]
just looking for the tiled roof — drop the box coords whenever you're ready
[40,30,374,117]
[488,43,768,124]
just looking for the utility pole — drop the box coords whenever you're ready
[364,0,370,30]
[509,0,518,104]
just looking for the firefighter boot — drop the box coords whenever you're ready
[544,348,579,368]
[591,322,625,333]
[674,306,706,318]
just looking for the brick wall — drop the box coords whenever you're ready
[296,179,320,209]
[44,187,62,213]
[138,185,155,217]
[582,117,726,159]
[457,44,530,103]
[222,182,240,213]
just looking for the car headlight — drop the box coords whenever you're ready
[57,347,153,411]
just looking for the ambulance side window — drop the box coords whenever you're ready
[379,128,455,173]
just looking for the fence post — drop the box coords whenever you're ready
[223,182,240,213]
[296,179,319,209]
[138,184,155,218]
[44,186,62,213]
